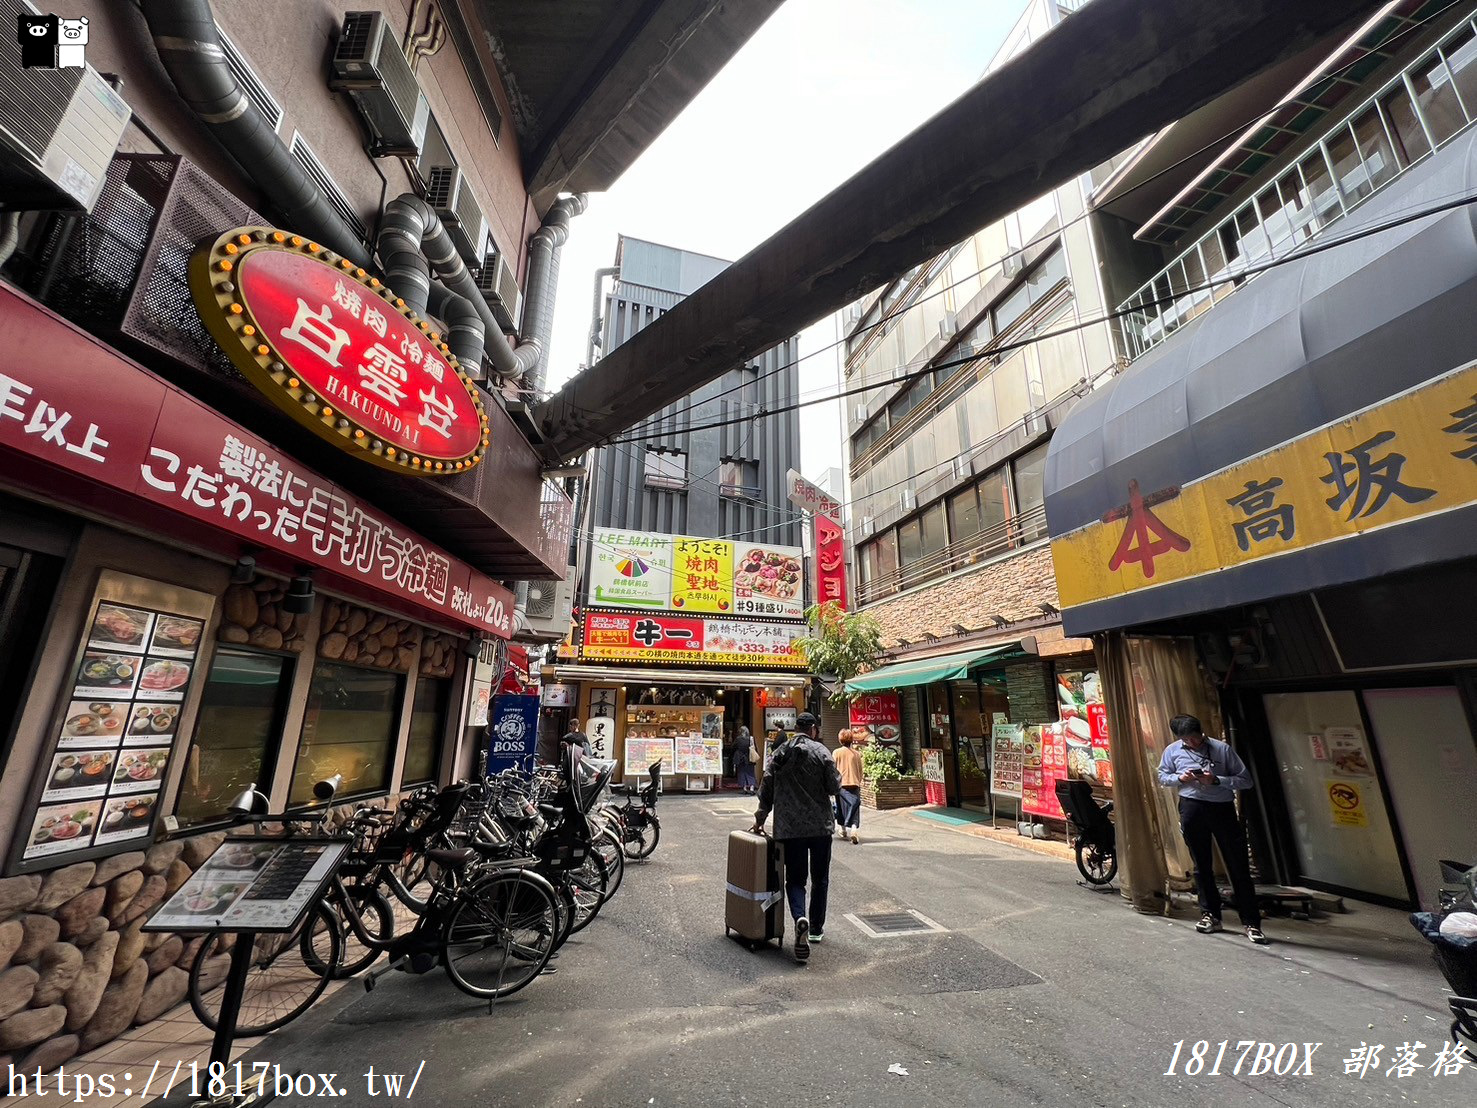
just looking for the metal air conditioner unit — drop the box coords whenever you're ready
[520,571,578,642]
[474,249,521,332]
[425,165,487,265]
[1001,253,1024,278]
[845,304,863,326]
[938,312,957,342]
[899,489,917,512]
[331,11,428,157]
[850,403,869,427]
[860,514,876,536]
[952,456,970,481]
[0,59,129,212]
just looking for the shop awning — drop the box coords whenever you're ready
[543,665,808,688]
[1045,126,1477,637]
[845,642,1027,693]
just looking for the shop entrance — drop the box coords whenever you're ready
[1261,685,1477,909]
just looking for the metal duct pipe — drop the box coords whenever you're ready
[586,265,619,370]
[0,212,21,271]
[429,284,485,372]
[512,579,531,636]
[519,193,587,397]
[139,0,369,267]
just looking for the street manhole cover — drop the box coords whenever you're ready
[847,909,948,938]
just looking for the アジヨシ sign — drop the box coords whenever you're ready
[190,227,488,474]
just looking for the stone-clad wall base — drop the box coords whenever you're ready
[0,831,225,1071]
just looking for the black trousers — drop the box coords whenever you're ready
[1178,797,1261,927]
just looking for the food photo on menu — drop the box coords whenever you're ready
[111,748,170,793]
[87,603,153,652]
[24,799,100,856]
[135,657,193,701]
[41,749,117,800]
[96,794,158,842]
[73,652,141,697]
[57,700,128,746]
[149,614,204,657]
[122,702,180,743]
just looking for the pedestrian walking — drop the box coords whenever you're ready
[733,724,757,794]
[833,729,863,844]
[1157,713,1269,945]
[750,712,841,963]
[537,717,587,765]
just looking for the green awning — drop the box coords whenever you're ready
[845,644,1022,693]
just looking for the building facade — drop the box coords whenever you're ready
[836,0,1114,820]
[1047,0,1477,913]
[0,0,768,1066]
[587,235,802,547]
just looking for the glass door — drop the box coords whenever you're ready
[950,679,991,813]
[1262,691,1408,902]
[1362,687,1477,910]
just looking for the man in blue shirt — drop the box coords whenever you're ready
[1157,714,1269,945]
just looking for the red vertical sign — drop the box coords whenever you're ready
[814,513,848,610]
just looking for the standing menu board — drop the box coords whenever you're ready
[674,734,722,775]
[1022,724,1069,820]
[145,838,349,934]
[990,724,1024,798]
[624,736,675,777]
[13,571,213,871]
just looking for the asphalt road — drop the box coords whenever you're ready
[218,797,1469,1107]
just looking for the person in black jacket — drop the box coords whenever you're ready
[750,712,841,962]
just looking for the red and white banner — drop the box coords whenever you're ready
[0,285,514,637]
[848,693,901,744]
[814,513,848,610]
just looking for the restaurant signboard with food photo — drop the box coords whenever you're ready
[11,571,213,871]
[581,613,807,668]
[848,694,902,745]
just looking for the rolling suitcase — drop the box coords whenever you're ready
[725,829,784,950]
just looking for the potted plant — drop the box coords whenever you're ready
[860,743,925,810]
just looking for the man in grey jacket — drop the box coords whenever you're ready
[751,712,841,962]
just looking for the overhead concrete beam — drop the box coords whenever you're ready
[534,0,1385,462]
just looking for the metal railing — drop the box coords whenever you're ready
[1116,11,1477,362]
[856,503,1049,606]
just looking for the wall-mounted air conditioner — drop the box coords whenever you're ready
[425,165,487,264]
[474,249,521,332]
[860,515,876,536]
[1001,253,1024,278]
[331,11,428,157]
[899,489,917,512]
[845,304,863,326]
[0,59,129,212]
[520,571,577,642]
[850,403,869,427]
[938,312,957,342]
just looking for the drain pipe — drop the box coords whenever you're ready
[585,265,619,370]
[140,0,369,267]
[520,193,587,397]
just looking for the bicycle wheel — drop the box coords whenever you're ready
[566,851,609,934]
[1075,840,1117,885]
[314,884,394,978]
[441,871,558,999]
[623,819,660,860]
[595,829,625,901]
[188,903,340,1036]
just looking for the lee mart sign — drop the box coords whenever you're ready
[191,227,488,474]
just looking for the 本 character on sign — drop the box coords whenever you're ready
[1107,480,1190,579]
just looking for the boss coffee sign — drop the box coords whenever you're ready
[190,227,489,475]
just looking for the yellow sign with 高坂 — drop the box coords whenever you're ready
[670,537,734,613]
[1051,361,1477,610]
[1327,780,1368,827]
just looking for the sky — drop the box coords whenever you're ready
[542,0,1032,481]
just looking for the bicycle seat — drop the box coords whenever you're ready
[426,847,474,868]
[538,803,563,821]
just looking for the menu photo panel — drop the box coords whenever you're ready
[12,570,215,871]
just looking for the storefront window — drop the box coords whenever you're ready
[401,677,449,786]
[292,661,403,804]
[176,650,290,828]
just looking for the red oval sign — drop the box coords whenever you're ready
[190,228,487,474]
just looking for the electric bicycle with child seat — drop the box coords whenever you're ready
[603,759,663,859]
